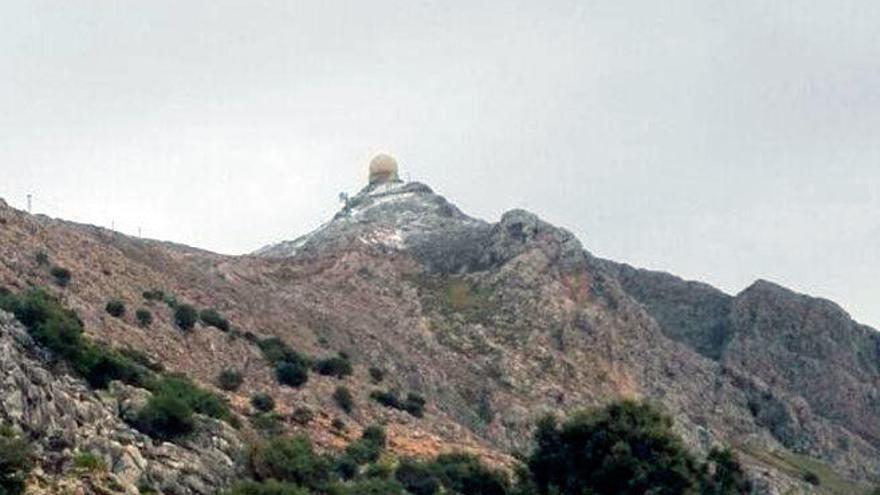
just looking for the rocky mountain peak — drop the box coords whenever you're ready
[256,158,586,275]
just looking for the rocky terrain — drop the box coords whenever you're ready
[0,175,877,494]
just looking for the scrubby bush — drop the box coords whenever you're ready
[369,390,426,418]
[430,453,510,495]
[251,413,284,438]
[222,480,309,495]
[403,393,426,418]
[335,478,405,495]
[174,304,198,331]
[0,425,32,495]
[314,355,353,379]
[259,338,311,367]
[105,299,126,318]
[250,436,331,490]
[119,348,164,372]
[200,308,230,332]
[396,458,440,495]
[135,308,153,327]
[527,400,703,495]
[276,361,309,388]
[142,289,165,302]
[50,266,71,287]
[703,448,753,494]
[368,366,385,383]
[73,451,106,472]
[342,426,386,465]
[217,369,244,391]
[803,471,821,486]
[333,386,354,414]
[134,392,195,440]
[0,288,148,389]
[251,393,276,413]
[291,407,314,425]
[332,418,346,432]
[35,250,49,266]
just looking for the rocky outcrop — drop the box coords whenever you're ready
[0,312,244,494]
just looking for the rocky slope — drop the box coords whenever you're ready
[0,177,877,494]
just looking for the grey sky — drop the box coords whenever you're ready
[1,1,878,327]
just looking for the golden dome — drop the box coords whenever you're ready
[368,154,400,184]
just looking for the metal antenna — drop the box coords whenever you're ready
[26,194,32,213]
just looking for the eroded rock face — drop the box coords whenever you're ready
[0,312,244,494]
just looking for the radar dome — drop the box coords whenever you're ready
[368,154,400,184]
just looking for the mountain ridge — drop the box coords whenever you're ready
[0,176,877,494]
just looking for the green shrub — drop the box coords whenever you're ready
[332,418,346,432]
[251,393,276,413]
[134,392,195,440]
[333,478,405,495]
[703,448,752,494]
[134,375,233,440]
[0,425,32,495]
[396,458,440,495]
[118,348,164,373]
[368,367,385,383]
[251,413,284,438]
[369,390,425,418]
[0,288,148,389]
[174,304,198,331]
[343,426,386,465]
[142,289,166,302]
[276,361,309,388]
[218,369,244,391]
[333,455,359,480]
[291,407,314,425]
[50,266,71,287]
[35,250,49,266]
[333,386,354,414]
[200,308,230,332]
[135,308,153,327]
[222,480,310,495]
[105,299,126,318]
[259,338,311,367]
[430,453,510,495]
[250,436,331,490]
[803,471,821,486]
[314,355,353,379]
[403,393,426,418]
[527,400,702,495]
[73,451,106,472]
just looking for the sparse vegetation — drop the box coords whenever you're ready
[105,299,126,318]
[200,308,230,332]
[174,304,199,331]
[0,425,32,495]
[251,393,276,413]
[0,288,149,389]
[333,386,354,414]
[217,369,244,391]
[249,436,332,491]
[50,266,71,287]
[135,308,153,327]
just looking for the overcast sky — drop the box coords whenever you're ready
[1,0,878,327]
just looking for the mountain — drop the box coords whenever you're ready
[0,170,877,495]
